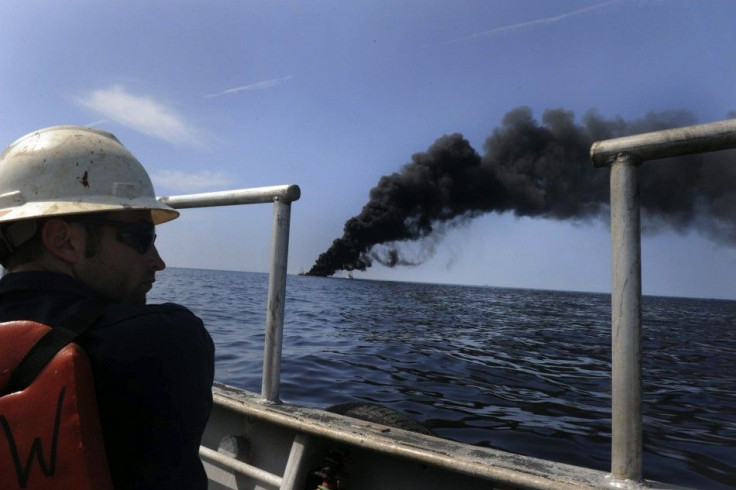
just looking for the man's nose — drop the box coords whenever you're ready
[145,244,166,271]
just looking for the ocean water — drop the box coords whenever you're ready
[149,268,736,489]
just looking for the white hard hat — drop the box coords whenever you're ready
[0,125,179,225]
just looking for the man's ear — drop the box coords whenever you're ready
[41,219,84,264]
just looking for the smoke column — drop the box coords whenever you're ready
[308,107,736,277]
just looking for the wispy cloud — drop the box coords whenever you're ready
[76,85,203,147]
[445,0,621,44]
[151,169,232,193]
[204,76,294,98]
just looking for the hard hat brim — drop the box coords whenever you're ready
[0,199,179,225]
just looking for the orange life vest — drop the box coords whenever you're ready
[0,319,113,489]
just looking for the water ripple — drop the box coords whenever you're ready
[150,269,736,489]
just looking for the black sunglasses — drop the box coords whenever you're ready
[72,218,157,254]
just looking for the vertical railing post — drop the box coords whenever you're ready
[262,197,292,402]
[609,154,643,482]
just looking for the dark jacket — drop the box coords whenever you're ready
[0,271,215,489]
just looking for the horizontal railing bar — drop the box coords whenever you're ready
[199,446,282,488]
[591,118,736,167]
[158,184,301,209]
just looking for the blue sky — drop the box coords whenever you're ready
[2,0,736,299]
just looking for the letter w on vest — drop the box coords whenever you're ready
[1,387,66,488]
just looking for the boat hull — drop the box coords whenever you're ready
[201,382,624,490]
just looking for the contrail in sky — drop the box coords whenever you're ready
[85,119,108,127]
[204,76,294,98]
[445,0,621,44]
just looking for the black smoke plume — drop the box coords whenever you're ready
[308,107,736,277]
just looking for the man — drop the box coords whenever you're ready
[0,126,214,489]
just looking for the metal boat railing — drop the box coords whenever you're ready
[159,184,301,403]
[590,117,736,485]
